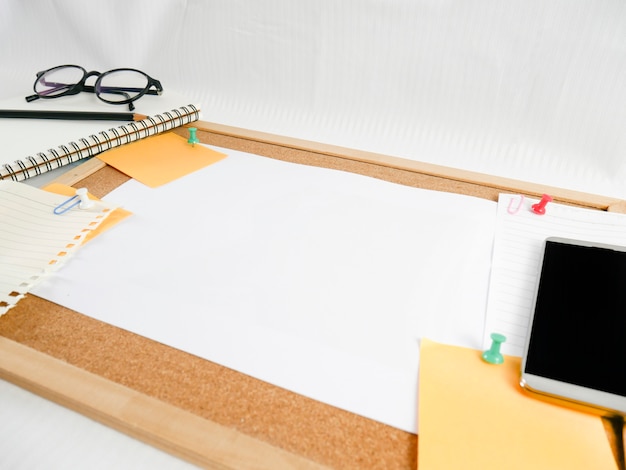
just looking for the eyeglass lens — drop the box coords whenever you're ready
[35,65,84,97]
[96,70,150,104]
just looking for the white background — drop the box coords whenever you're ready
[2,1,625,197]
[2,1,625,468]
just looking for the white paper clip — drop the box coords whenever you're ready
[53,188,94,215]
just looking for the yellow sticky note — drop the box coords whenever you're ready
[44,183,131,243]
[418,340,616,470]
[97,132,227,187]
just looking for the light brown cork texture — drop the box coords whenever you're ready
[1,122,621,469]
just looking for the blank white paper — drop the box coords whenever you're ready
[33,147,496,433]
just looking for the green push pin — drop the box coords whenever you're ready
[187,127,199,147]
[482,333,506,364]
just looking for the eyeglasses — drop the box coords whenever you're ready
[25,65,163,111]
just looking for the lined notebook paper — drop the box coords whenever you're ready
[0,181,117,315]
[483,194,626,357]
[0,104,200,182]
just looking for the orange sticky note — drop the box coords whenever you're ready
[44,183,131,243]
[97,132,227,187]
[418,340,616,470]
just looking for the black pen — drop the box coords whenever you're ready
[0,109,148,121]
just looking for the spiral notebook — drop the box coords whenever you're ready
[0,98,200,182]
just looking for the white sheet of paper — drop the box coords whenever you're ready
[483,194,626,357]
[33,148,496,433]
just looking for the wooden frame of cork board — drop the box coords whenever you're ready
[1,122,624,470]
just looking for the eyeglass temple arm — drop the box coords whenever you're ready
[98,85,162,95]
[25,82,95,102]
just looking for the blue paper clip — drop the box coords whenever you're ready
[53,188,94,215]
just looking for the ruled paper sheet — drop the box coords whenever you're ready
[483,194,626,357]
[0,181,116,315]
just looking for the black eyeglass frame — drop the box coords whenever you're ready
[25,65,163,111]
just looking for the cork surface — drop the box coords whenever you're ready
[0,128,505,469]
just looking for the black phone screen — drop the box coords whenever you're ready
[524,240,626,396]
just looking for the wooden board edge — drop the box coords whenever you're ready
[0,336,328,470]
[185,121,626,212]
[51,157,107,187]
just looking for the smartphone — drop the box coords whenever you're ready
[520,237,626,416]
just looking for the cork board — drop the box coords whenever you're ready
[1,122,622,469]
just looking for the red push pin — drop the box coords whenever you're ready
[531,194,553,215]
